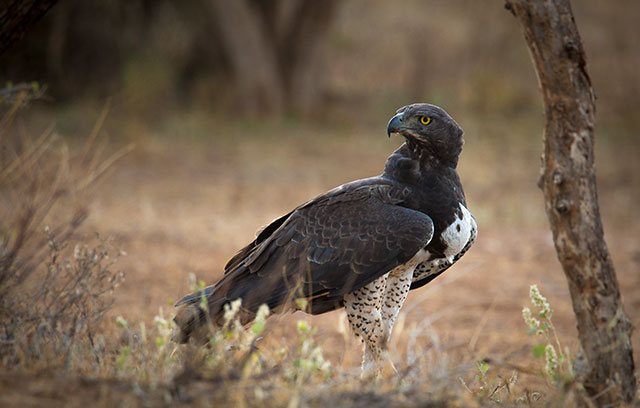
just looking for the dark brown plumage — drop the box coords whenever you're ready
[174,103,476,374]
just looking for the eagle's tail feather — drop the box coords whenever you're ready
[173,303,210,344]
[174,284,215,307]
[172,284,224,344]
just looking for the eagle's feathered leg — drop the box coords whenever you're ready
[344,273,391,376]
[381,267,414,343]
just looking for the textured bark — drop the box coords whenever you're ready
[505,0,636,405]
[0,0,58,55]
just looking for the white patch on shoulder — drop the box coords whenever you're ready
[441,203,476,261]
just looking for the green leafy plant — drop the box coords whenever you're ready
[522,284,574,383]
[286,320,331,384]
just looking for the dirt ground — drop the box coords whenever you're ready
[3,0,639,404]
[78,114,640,378]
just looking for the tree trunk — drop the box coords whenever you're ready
[208,0,338,116]
[0,0,58,56]
[209,0,285,116]
[278,0,338,114]
[504,0,636,405]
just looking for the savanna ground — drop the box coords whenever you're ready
[2,102,639,407]
[2,0,640,406]
[89,108,640,369]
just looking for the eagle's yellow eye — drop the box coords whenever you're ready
[419,116,431,125]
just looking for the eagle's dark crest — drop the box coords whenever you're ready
[174,103,477,375]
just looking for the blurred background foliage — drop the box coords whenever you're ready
[1,2,640,404]
[1,0,639,131]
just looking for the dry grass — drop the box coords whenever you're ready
[1,99,639,407]
[0,96,132,374]
[2,1,639,405]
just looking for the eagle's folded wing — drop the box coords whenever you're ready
[176,182,433,317]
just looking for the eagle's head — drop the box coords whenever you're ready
[387,103,464,167]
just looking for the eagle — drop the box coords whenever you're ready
[174,103,477,375]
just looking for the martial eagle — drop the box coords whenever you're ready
[174,103,477,374]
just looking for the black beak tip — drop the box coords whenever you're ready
[386,113,403,138]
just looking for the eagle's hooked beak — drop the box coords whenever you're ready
[387,113,404,137]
